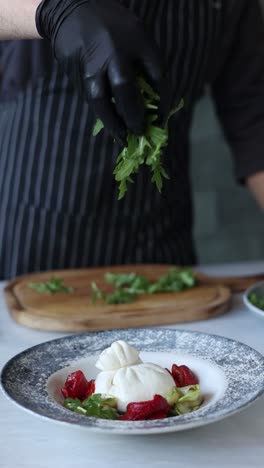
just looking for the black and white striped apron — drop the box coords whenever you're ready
[0,0,224,279]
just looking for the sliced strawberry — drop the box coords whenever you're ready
[170,364,199,387]
[86,379,95,397]
[120,394,170,421]
[178,365,199,386]
[61,370,95,400]
[171,364,184,386]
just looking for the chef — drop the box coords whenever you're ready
[0,0,263,279]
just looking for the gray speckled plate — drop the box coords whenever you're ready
[1,328,264,435]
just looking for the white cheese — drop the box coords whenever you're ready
[95,361,175,412]
[95,340,142,371]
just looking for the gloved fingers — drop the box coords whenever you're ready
[138,39,175,126]
[107,56,146,135]
[139,37,164,90]
[84,74,127,146]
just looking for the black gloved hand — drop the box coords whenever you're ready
[36,0,166,145]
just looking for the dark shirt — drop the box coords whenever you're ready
[1,0,264,182]
[0,39,54,102]
[0,0,264,278]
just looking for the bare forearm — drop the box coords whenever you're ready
[0,0,41,39]
[247,172,264,211]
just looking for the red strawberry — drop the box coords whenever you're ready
[120,394,170,421]
[170,364,198,387]
[61,370,95,400]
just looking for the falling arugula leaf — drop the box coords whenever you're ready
[28,276,74,294]
[92,119,104,136]
[93,77,184,200]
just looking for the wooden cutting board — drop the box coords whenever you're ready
[4,264,263,332]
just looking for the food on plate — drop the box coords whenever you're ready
[96,340,142,371]
[91,268,197,304]
[61,340,203,421]
[248,291,264,311]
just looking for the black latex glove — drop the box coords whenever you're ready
[36,0,167,145]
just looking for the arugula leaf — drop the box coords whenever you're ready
[148,268,196,293]
[93,77,184,200]
[92,119,104,136]
[91,268,197,304]
[105,289,136,304]
[91,281,106,303]
[151,166,163,192]
[64,394,119,420]
[165,98,184,126]
[136,76,160,100]
[28,276,74,294]
[104,272,137,287]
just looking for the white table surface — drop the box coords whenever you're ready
[1,261,264,468]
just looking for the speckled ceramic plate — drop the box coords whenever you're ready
[1,328,264,435]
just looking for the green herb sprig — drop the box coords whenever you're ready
[93,77,184,200]
[91,268,196,305]
[28,276,74,294]
[64,394,119,420]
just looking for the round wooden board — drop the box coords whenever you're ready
[3,265,233,332]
